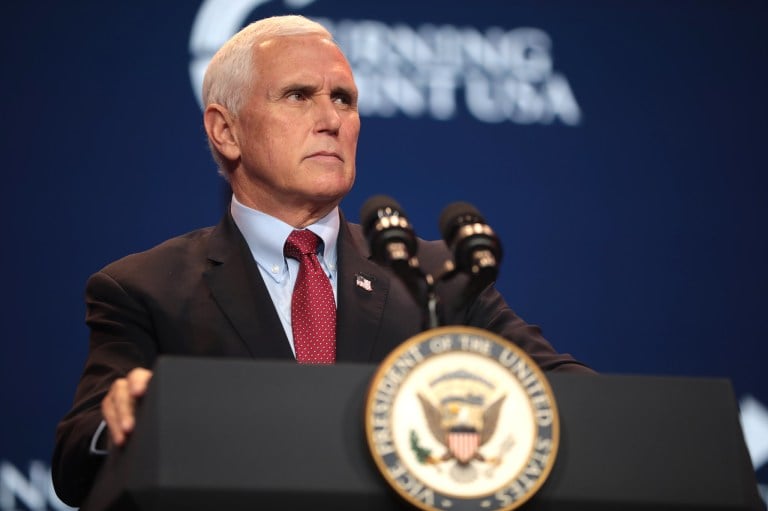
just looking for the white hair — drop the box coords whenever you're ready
[202,15,335,176]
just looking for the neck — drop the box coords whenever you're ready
[231,189,338,228]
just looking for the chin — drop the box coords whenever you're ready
[313,175,354,198]
[312,189,348,205]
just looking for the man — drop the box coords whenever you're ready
[52,14,594,507]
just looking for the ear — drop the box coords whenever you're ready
[203,104,241,161]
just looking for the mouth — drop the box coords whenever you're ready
[306,150,343,163]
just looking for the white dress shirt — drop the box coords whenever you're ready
[229,194,339,357]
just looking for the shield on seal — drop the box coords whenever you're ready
[447,430,480,463]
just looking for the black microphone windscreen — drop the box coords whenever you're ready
[360,195,405,236]
[439,201,485,243]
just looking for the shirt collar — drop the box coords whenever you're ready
[230,195,340,282]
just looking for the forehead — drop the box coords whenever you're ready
[253,35,355,84]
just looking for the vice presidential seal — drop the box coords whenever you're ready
[365,326,559,511]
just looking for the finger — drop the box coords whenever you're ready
[101,394,124,446]
[110,378,137,433]
[126,368,153,398]
[102,380,130,446]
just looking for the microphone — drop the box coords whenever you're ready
[439,201,503,287]
[360,195,418,265]
[361,195,440,329]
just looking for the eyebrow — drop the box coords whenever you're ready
[277,83,319,96]
[275,82,357,99]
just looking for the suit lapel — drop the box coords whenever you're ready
[335,217,392,362]
[203,212,294,360]
[202,209,391,363]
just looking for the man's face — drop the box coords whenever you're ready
[230,34,360,219]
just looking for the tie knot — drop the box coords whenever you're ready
[284,229,321,260]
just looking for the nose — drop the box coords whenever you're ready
[314,96,342,135]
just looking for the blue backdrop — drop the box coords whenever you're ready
[1,1,766,508]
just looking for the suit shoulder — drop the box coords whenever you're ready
[96,226,216,279]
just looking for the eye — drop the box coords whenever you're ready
[286,90,307,101]
[332,91,357,108]
[332,93,348,104]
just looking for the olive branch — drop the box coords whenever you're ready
[409,430,432,463]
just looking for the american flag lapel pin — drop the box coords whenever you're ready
[355,273,374,292]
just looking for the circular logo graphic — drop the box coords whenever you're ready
[365,326,559,511]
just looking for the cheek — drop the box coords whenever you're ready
[261,128,299,167]
[344,126,361,153]
[244,112,295,152]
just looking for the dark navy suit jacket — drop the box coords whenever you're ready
[52,210,593,506]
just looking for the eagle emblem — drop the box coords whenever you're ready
[412,369,513,482]
[366,327,559,510]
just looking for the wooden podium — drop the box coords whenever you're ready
[82,356,764,511]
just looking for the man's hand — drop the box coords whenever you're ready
[101,368,153,447]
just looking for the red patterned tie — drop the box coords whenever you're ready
[284,230,336,364]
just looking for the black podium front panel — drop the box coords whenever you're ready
[82,356,762,511]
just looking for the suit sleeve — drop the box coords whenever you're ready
[417,238,595,374]
[465,283,596,373]
[51,270,158,507]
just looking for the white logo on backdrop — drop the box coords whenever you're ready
[0,461,73,510]
[739,396,768,506]
[189,0,582,125]
[740,395,768,470]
